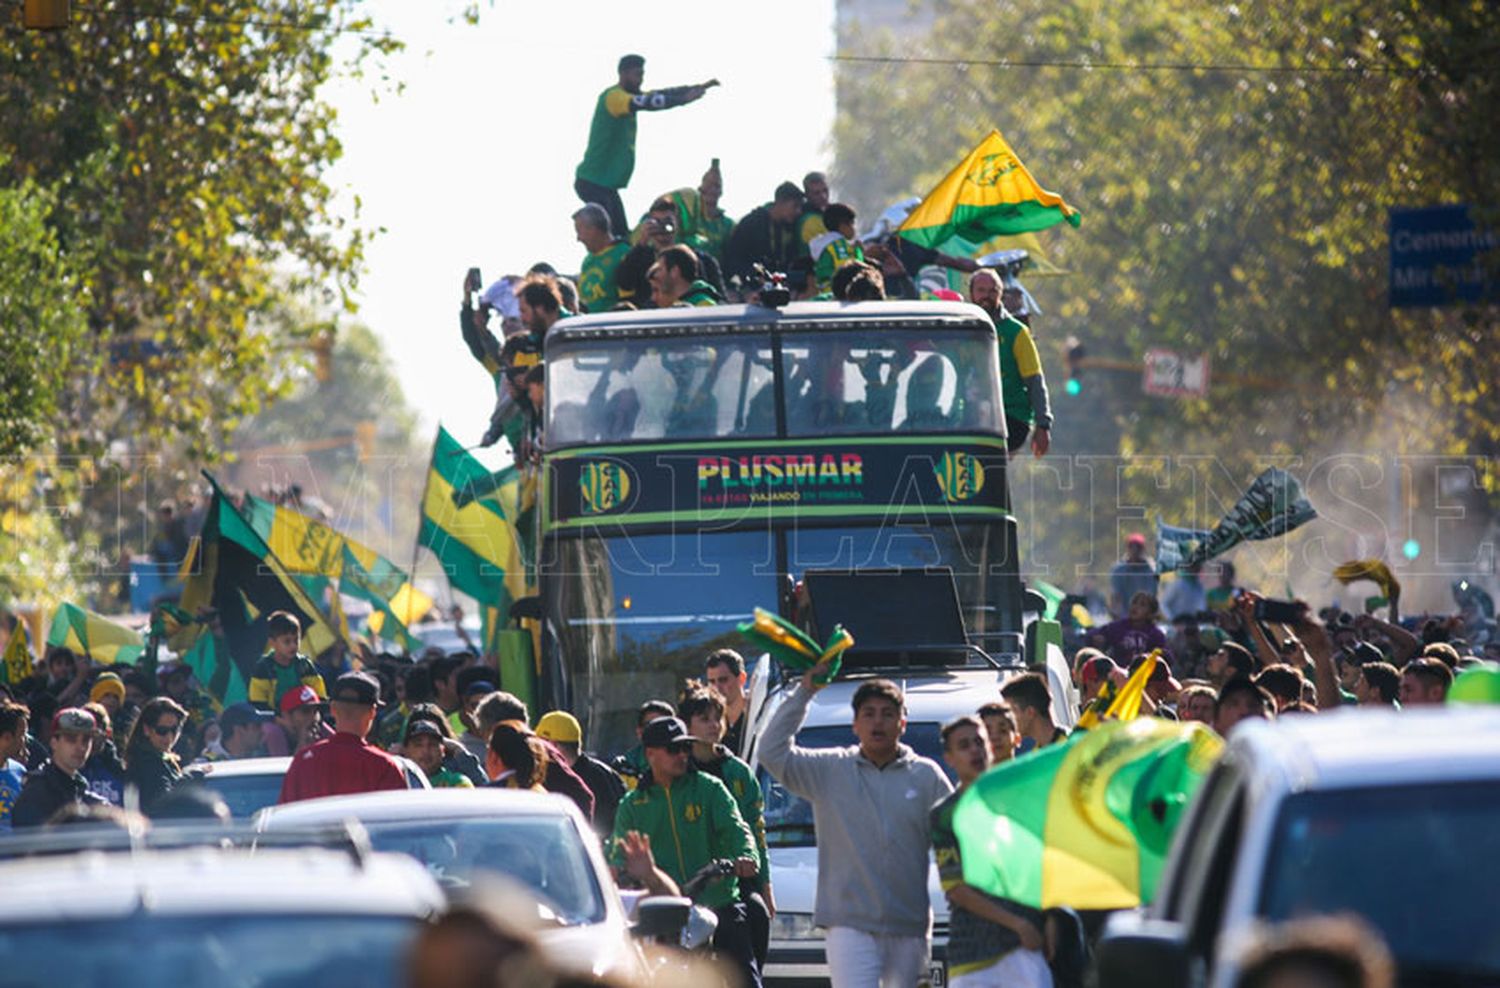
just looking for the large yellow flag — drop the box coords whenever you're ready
[899,130,1081,248]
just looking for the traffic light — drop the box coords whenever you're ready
[1064,336,1085,396]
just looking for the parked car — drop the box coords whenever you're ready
[1096,706,1500,988]
[179,754,429,819]
[257,788,645,981]
[0,838,443,987]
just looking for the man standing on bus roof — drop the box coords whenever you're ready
[648,245,723,307]
[573,203,631,313]
[969,268,1052,458]
[575,54,719,243]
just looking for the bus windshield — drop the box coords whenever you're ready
[546,335,777,446]
[779,329,999,436]
[545,325,1002,446]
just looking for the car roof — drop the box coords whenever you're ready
[258,787,582,827]
[789,668,1012,730]
[190,755,291,778]
[0,847,444,921]
[1229,706,1500,792]
[547,300,992,341]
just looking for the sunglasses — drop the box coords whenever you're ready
[150,721,182,737]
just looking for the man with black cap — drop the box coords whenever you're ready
[609,715,762,987]
[277,672,406,804]
[575,54,719,242]
[200,702,271,761]
[11,707,107,828]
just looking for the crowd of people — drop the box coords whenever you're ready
[2,548,1494,986]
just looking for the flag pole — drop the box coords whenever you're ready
[407,428,442,650]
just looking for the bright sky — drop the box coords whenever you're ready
[326,1,837,449]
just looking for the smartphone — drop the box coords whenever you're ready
[1255,598,1303,623]
[465,266,483,299]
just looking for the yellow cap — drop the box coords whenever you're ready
[89,673,126,704]
[535,710,582,744]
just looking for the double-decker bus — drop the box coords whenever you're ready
[538,301,1026,754]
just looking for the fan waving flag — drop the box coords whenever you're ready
[952,718,1222,910]
[898,130,1081,248]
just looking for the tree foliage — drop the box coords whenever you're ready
[834,0,1499,592]
[0,1,400,579]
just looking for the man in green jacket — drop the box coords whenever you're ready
[609,715,762,986]
[681,684,774,968]
[574,54,718,244]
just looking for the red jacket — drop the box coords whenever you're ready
[277,731,407,804]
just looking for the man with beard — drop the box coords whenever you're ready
[969,268,1051,457]
[574,53,718,239]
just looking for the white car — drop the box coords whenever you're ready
[746,660,1076,987]
[181,753,430,818]
[1097,706,1500,988]
[257,788,644,982]
[0,841,443,988]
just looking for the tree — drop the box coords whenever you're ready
[833,0,1498,594]
[0,1,400,588]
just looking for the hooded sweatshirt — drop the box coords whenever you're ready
[757,683,952,936]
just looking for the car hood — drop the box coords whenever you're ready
[539,919,641,981]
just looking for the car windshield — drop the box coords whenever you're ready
[1258,781,1500,981]
[362,816,606,924]
[0,914,418,988]
[760,722,954,847]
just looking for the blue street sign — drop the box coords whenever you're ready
[1388,204,1499,308]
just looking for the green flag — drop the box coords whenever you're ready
[178,479,342,684]
[898,131,1081,249]
[46,603,145,666]
[1184,468,1318,568]
[952,718,1222,910]
[418,426,527,613]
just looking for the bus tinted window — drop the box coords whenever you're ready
[779,330,1001,436]
[547,338,776,445]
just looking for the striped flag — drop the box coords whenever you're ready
[952,718,1222,910]
[418,426,527,615]
[898,131,1080,249]
[46,603,145,666]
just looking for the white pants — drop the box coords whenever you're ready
[950,948,1053,988]
[826,926,929,988]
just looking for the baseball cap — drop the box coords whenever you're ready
[220,701,273,733]
[1148,656,1183,693]
[330,671,381,706]
[52,707,99,737]
[1127,532,1147,546]
[462,680,497,699]
[640,716,693,750]
[536,710,582,745]
[280,684,325,714]
[404,719,445,742]
[89,672,126,705]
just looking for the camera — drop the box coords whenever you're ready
[750,263,791,309]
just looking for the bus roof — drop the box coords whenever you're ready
[545,300,994,342]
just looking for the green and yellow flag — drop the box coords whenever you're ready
[178,481,342,685]
[2,621,34,686]
[240,493,432,649]
[899,130,1081,249]
[953,718,1222,910]
[419,426,527,615]
[46,603,145,666]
